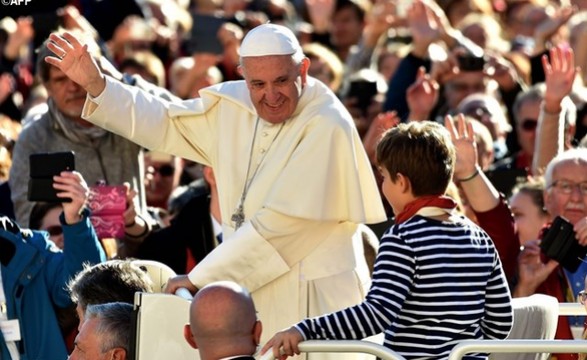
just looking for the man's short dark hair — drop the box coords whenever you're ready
[68,260,153,310]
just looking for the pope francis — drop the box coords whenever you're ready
[46,24,387,358]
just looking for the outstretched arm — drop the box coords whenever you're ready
[532,45,578,176]
[446,115,519,282]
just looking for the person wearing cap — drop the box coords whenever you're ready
[44,24,386,353]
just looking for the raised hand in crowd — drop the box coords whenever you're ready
[532,5,576,56]
[172,53,221,99]
[542,45,578,114]
[305,0,336,34]
[362,0,400,48]
[218,22,243,72]
[446,114,519,282]
[429,48,460,85]
[362,111,399,164]
[445,114,478,182]
[3,16,34,60]
[59,5,99,40]
[407,0,443,58]
[407,66,439,121]
[484,52,523,92]
[533,45,579,173]
[45,32,105,97]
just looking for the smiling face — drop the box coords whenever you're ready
[544,159,587,225]
[240,55,309,124]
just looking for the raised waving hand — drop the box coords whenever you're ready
[45,32,105,97]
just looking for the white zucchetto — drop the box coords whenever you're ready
[239,23,301,57]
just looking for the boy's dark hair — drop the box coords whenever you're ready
[68,260,153,310]
[376,121,455,197]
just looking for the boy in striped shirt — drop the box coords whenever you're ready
[262,121,513,360]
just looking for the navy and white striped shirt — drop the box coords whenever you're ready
[296,215,513,360]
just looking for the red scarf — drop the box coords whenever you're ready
[395,195,458,224]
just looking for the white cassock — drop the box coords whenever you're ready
[82,76,387,358]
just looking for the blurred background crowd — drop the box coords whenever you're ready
[1,0,587,354]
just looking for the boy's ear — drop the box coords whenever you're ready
[397,173,411,194]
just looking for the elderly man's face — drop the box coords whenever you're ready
[241,55,309,124]
[45,66,87,119]
[69,318,116,360]
[545,159,587,225]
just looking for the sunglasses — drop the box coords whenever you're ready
[43,225,63,236]
[149,164,175,177]
[520,118,538,132]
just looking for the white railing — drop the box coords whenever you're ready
[291,304,587,360]
[559,303,587,316]
[298,340,404,360]
[448,340,587,360]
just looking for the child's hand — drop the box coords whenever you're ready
[53,171,89,224]
[260,327,304,360]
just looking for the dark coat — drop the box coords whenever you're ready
[137,183,216,275]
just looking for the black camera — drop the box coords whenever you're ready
[457,54,486,72]
[27,151,75,203]
[540,216,587,272]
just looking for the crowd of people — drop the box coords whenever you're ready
[1,0,587,358]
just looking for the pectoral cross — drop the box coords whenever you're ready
[231,204,245,229]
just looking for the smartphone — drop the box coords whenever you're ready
[28,151,75,203]
[186,14,227,55]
